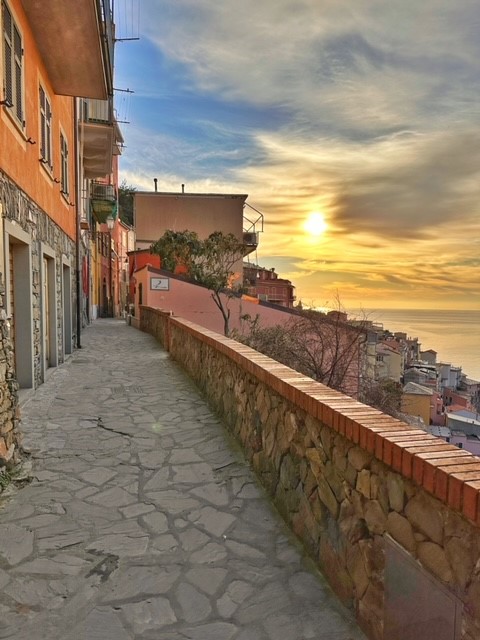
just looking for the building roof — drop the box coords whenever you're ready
[135,191,248,199]
[378,341,400,354]
[398,413,427,428]
[447,403,469,413]
[448,409,479,420]
[446,411,480,429]
[430,426,451,438]
[403,382,434,396]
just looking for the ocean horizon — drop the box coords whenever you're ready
[349,308,480,381]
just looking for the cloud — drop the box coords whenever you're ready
[117,0,480,309]
[333,128,480,238]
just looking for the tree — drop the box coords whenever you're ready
[150,230,246,336]
[118,180,136,226]
[150,230,201,273]
[235,304,367,396]
[236,303,403,413]
[360,378,402,418]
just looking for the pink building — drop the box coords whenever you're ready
[134,190,259,247]
[133,189,263,285]
[132,265,363,397]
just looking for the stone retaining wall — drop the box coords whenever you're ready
[141,306,480,640]
[0,276,19,464]
[0,171,77,387]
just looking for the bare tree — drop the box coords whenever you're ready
[360,378,402,417]
[236,301,402,413]
[236,304,367,396]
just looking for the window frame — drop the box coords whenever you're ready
[39,84,53,170]
[2,0,24,127]
[60,130,69,198]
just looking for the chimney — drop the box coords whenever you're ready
[153,178,158,192]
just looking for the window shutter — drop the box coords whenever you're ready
[2,2,13,106]
[13,24,22,121]
[46,97,52,166]
[60,133,69,195]
[60,133,64,189]
[40,86,46,159]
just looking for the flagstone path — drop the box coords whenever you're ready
[0,319,366,640]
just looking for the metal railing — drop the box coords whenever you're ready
[91,181,116,201]
[83,98,113,124]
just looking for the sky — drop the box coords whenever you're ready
[114,0,480,311]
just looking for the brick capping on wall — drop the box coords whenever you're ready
[140,306,480,639]
[145,308,480,523]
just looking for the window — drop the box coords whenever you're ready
[39,85,52,168]
[2,0,23,124]
[60,133,69,196]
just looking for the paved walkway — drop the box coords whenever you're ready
[0,320,366,640]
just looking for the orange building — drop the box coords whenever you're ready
[243,263,296,308]
[0,0,119,390]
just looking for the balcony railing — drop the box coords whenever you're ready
[83,98,113,125]
[90,182,117,223]
[243,202,264,256]
[243,231,259,247]
[80,98,121,179]
[91,182,116,201]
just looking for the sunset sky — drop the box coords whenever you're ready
[114,0,480,311]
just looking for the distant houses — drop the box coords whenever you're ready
[361,323,480,453]
[243,263,295,308]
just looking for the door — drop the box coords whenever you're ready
[43,257,50,368]
[8,246,15,368]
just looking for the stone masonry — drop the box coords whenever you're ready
[0,170,78,388]
[0,319,365,640]
[141,306,480,640]
[0,274,19,464]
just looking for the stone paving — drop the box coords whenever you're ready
[0,319,366,640]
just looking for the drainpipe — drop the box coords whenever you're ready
[74,97,81,348]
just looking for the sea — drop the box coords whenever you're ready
[350,309,480,381]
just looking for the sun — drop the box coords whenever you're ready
[303,212,328,236]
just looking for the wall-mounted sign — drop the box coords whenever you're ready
[150,277,169,291]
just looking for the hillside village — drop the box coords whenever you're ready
[2,3,480,640]
[123,188,480,453]
[355,321,480,452]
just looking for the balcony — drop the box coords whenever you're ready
[242,231,259,255]
[80,99,122,179]
[243,203,264,256]
[90,181,117,224]
[20,0,114,99]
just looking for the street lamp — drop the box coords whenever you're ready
[106,215,114,317]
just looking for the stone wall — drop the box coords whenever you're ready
[0,171,77,388]
[0,275,19,464]
[141,306,480,640]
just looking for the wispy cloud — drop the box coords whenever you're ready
[118,0,480,309]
